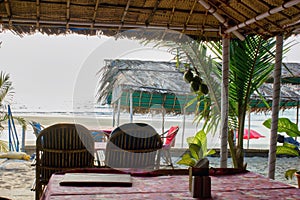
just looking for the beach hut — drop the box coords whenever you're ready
[1,0,300,178]
[97,59,199,146]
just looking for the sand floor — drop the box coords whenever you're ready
[0,159,35,200]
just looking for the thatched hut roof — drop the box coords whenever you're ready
[97,59,197,114]
[266,62,300,84]
[1,1,300,40]
[97,59,300,114]
[250,83,300,112]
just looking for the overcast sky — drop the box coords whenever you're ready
[0,31,299,111]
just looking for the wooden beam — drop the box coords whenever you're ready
[216,0,273,37]
[91,0,100,28]
[182,0,197,34]
[4,0,11,18]
[0,18,220,32]
[36,0,40,29]
[225,0,300,34]
[118,0,131,32]
[145,0,160,26]
[66,0,70,29]
[197,0,245,40]
[167,0,178,26]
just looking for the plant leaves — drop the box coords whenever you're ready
[276,145,299,156]
[285,169,298,180]
[176,153,196,166]
[263,118,300,137]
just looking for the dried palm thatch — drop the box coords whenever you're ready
[96,59,198,114]
[266,62,300,84]
[251,83,300,112]
[1,0,300,40]
[97,59,300,114]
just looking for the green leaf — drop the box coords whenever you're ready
[263,118,300,137]
[176,153,196,166]
[189,143,201,160]
[276,145,299,156]
[285,169,298,180]
[205,149,216,157]
[283,142,298,150]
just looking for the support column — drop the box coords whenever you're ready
[129,90,133,123]
[220,35,230,168]
[268,35,283,179]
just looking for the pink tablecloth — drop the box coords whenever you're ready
[41,170,300,200]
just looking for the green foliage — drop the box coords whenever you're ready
[177,129,216,167]
[285,169,298,180]
[276,145,299,156]
[0,71,27,152]
[263,118,300,137]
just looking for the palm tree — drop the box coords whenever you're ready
[208,35,279,168]
[0,71,26,152]
[152,34,278,168]
[128,30,285,169]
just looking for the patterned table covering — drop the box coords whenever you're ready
[41,170,300,200]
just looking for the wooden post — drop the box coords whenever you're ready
[220,35,230,168]
[268,34,283,179]
[129,90,133,123]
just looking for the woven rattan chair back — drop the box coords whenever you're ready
[35,123,94,199]
[105,123,162,170]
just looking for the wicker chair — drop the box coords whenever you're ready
[35,123,95,199]
[105,123,162,170]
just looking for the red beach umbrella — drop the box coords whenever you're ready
[236,129,265,139]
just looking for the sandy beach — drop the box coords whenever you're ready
[0,159,35,200]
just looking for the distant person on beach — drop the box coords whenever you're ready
[277,134,300,150]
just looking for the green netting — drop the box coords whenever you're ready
[106,91,202,114]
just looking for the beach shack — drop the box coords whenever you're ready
[97,59,200,146]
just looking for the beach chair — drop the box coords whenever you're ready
[29,120,44,137]
[35,123,95,200]
[159,126,179,169]
[105,123,162,170]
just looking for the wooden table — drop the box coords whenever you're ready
[40,168,300,200]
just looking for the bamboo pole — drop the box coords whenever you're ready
[268,35,283,179]
[197,0,245,41]
[225,0,300,34]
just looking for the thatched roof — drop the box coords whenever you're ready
[1,0,300,40]
[97,59,197,114]
[266,62,300,84]
[97,59,300,114]
[251,83,300,112]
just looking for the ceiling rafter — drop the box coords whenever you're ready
[197,0,245,40]
[4,0,11,18]
[225,0,300,34]
[145,0,161,26]
[66,0,70,29]
[0,17,219,32]
[91,0,100,28]
[216,0,272,37]
[167,0,177,27]
[36,0,40,29]
[238,0,283,33]
[182,0,197,34]
[118,0,131,32]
